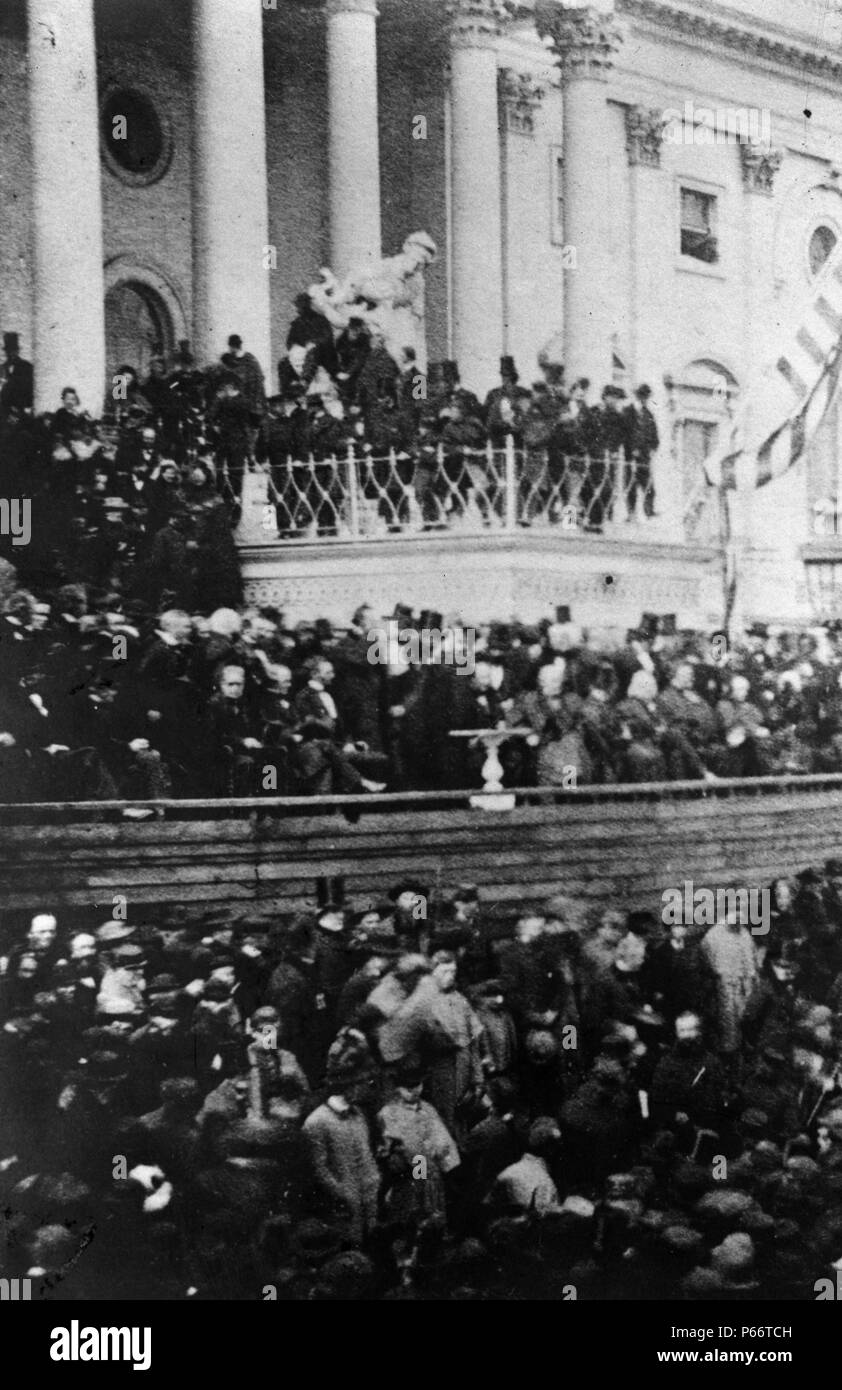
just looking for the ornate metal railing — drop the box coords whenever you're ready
[252,440,665,543]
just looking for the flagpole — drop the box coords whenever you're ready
[720,483,734,638]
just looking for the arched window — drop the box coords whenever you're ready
[665,359,739,501]
[809,225,838,278]
[104,280,175,385]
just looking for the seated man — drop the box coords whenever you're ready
[206,663,263,796]
[291,656,387,793]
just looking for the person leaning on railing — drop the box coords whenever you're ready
[256,387,310,538]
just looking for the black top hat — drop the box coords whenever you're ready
[500,356,519,381]
[3,332,20,352]
[316,875,345,909]
[660,614,677,636]
[418,609,444,630]
[555,605,572,624]
[442,360,460,383]
[227,334,243,349]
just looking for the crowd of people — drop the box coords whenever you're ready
[2,864,842,1300]
[2,584,842,803]
[0,306,660,551]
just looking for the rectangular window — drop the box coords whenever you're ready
[680,187,719,263]
[550,148,565,245]
[681,418,719,499]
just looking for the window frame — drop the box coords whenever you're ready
[100,84,173,189]
[675,176,725,278]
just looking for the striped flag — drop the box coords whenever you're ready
[702,245,842,490]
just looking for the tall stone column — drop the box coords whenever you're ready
[326,0,382,276]
[192,0,272,373]
[448,0,507,396]
[28,0,106,414]
[537,1,623,388]
[625,105,675,533]
[737,144,789,627]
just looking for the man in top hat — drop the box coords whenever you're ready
[623,383,659,520]
[335,316,371,400]
[378,1059,461,1229]
[484,357,531,447]
[0,332,33,417]
[580,385,628,529]
[379,949,484,1140]
[302,1046,380,1245]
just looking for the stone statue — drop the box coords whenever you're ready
[308,231,437,369]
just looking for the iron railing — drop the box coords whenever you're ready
[256,439,663,542]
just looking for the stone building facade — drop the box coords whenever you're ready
[4,0,842,625]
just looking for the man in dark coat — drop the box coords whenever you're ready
[649,1009,731,1135]
[0,332,34,416]
[644,921,717,1027]
[331,605,385,750]
[335,318,371,401]
[256,390,310,536]
[220,334,266,418]
[623,383,659,519]
[581,385,629,529]
[206,663,262,796]
[286,293,338,377]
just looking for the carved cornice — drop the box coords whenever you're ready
[535,2,623,81]
[499,68,545,133]
[616,0,842,81]
[625,104,668,166]
[448,0,514,48]
[739,143,784,196]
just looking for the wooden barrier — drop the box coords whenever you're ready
[1,775,842,929]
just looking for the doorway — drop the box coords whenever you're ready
[104,278,175,384]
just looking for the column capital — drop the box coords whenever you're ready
[325,0,378,18]
[535,2,623,80]
[739,143,784,196]
[498,68,545,134]
[448,0,513,49]
[625,104,668,167]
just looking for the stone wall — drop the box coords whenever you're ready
[2,779,840,935]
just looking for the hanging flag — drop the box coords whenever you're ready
[701,243,842,491]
